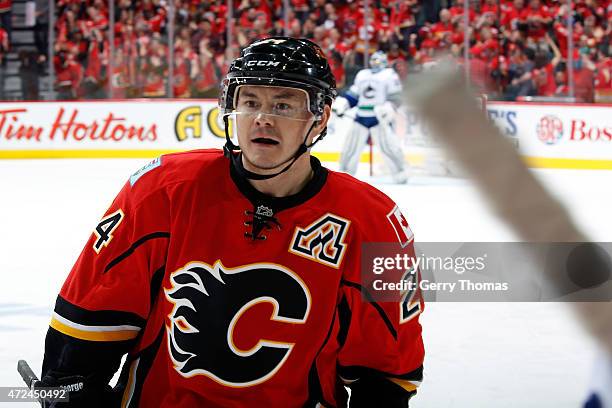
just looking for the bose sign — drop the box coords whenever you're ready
[486,101,612,165]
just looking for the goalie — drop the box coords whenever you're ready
[337,51,409,183]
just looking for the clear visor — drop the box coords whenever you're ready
[223,112,314,146]
[230,85,315,122]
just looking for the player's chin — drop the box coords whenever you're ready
[242,150,289,172]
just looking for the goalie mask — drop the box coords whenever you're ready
[219,37,337,180]
[370,51,388,73]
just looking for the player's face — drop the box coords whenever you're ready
[234,85,322,172]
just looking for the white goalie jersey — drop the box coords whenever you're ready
[348,67,402,118]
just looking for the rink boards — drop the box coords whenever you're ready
[0,99,610,169]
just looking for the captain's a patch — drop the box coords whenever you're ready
[289,213,350,269]
[130,157,162,186]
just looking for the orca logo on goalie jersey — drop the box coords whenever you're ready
[289,213,350,269]
[164,260,310,387]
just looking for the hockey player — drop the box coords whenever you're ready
[338,51,409,183]
[38,37,424,407]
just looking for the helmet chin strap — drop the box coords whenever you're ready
[223,115,327,181]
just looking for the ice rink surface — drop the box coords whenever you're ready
[1,157,610,407]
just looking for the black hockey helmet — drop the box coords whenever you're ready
[219,37,337,119]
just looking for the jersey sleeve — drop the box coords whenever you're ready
[42,167,171,394]
[337,200,424,407]
[387,70,403,97]
[346,70,363,106]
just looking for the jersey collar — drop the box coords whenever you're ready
[229,154,328,213]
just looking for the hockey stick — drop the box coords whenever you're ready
[17,359,40,390]
[403,61,612,354]
[17,360,46,407]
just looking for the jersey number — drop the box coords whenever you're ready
[93,209,124,254]
[400,269,421,323]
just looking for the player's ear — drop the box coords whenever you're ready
[313,104,332,134]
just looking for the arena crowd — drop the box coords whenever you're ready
[46,0,612,102]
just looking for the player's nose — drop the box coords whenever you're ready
[254,112,275,127]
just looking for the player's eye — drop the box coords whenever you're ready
[275,102,292,111]
[273,103,298,117]
[242,100,259,110]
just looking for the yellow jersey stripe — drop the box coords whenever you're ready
[121,358,140,408]
[388,377,420,392]
[50,317,140,342]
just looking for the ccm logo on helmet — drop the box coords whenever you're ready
[246,61,281,67]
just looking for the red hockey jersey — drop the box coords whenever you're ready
[43,149,424,407]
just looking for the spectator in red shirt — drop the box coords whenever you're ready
[328,50,346,88]
[574,57,596,102]
[0,0,11,43]
[449,0,476,23]
[239,8,258,31]
[147,7,166,33]
[481,0,500,17]
[85,6,108,32]
[340,0,364,33]
[140,36,167,98]
[472,26,501,64]
[387,42,408,80]
[594,49,611,91]
[501,0,526,31]
[450,19,467,45]
[388,0,416,29]
[553,19,580,59]
[55,50,83,100]
[530,34,563,96]
[192,38,219,97]
[238,0,271,30]
[431,9,454,47]
[389,0,417,49]
[520,0,551,41]
[553,69,569,97]
[0,23,8,65]
[291,0,310,23]
[173,40,198,98]
[110,49,130,99]
[81,28,107,99]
